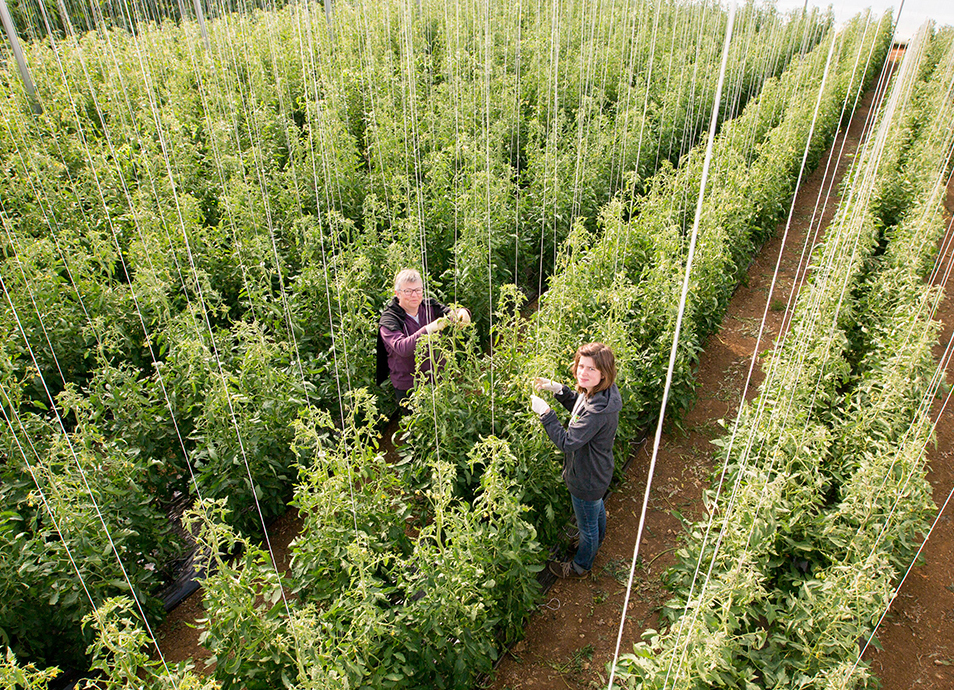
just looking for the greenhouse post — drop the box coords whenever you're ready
[0,0,41,114]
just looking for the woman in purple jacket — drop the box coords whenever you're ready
[531,342,621,579]
[376,269,471,407]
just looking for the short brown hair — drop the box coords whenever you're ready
[572,342,616,397]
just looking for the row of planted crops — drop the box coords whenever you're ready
[0,0,918,687]
[616,22,954,689]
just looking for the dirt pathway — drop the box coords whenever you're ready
[486,80,889,690]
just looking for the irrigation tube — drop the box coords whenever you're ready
[605,3,737,688]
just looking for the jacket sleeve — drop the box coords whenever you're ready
[553,384,578,414]
[380,324,427,358]
[540,407,606,453]
[435,299,452,317]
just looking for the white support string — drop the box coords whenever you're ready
[0,19,230,662]
[0,378,97,612]
[732,12,904,576]
[295,4,356,408]
[290,4,362,539]
[226,6,311,389]
[0,271,172,674]
[54,17,224,490]
[48,8,308,657]
[820,175,954,684]
[656,27,850,681]
[839,166,954,538]
[450,0,465,285]
[0,108,100,347]
[665,12,850,687]
[510,0,522,293]
[483,0,496,431]
[668,20,944,684]
[819,78,954,640]
[606,5,737,688]
[395,0,445,466]
[35,0,256,496]
[357,0,396,226]
[151,33,307,668]
[611,0,660,277]
[930,208,954,289]
[742,17,897,471]
[608,13,888,680]
[851,368,954,680]
[5,2,941,682]
[3,9,235,663]
[567,0,598,224]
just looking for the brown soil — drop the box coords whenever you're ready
[154,508,303,673]
[155,56,954,690]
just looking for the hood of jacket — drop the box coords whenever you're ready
[379,296,445,332]
[581,383,622,416]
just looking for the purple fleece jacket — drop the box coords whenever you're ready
[377,297,450,391]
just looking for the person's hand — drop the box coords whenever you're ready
[454,308,472,325]
[425,317,449,334]
[530,395,550,415]
[533,377,562,394]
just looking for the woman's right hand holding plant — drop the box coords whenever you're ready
[532,377,562,394]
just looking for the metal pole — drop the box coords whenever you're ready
[193,0,210,50]
[324,0,334,43]
[0,0,42,114]
[55,0,74,38]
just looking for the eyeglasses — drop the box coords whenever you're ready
[400,287,424,296]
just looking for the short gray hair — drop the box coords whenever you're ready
[394,268,423,292]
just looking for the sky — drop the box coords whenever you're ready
[773,1,953,41]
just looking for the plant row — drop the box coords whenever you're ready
[176,10,891,688]
[188,11,895,688]
[615,22,954,689]
[394,9,892,544]
[3,14,893,684]
[4,393,544,689]
[0,0,832,673]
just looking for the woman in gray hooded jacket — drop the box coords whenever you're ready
[531,342,622,579]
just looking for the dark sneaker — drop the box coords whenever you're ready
[548,560,588,580]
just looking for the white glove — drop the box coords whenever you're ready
[532,377,562,394]
[530,395,550,415]
[425,317,449,334]
[454,308,472,325]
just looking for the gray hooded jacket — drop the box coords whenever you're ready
[540,383,622,501]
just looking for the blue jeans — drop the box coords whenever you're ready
[572,494,606,573]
